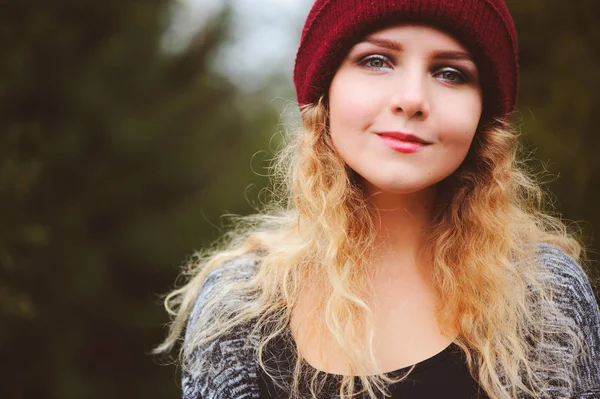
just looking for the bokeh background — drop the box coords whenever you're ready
[2,1,599,398]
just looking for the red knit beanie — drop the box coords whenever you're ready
[293,0,518,123]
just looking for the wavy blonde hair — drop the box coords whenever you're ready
[156,98,584,399]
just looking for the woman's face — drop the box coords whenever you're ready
[328,24,482,196]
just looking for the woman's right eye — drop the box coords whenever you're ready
[358,55,392,70]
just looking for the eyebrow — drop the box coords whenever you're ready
[362,37,474,62]
[364,37,404,51]
[431,50,474,62]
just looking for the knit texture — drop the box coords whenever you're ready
[293,0,519,122]
[182,244,600,399]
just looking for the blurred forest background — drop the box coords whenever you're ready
[1,0,599,398]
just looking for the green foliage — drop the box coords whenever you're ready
[507,1,600,280]
[0,1,278,398]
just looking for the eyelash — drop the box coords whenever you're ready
[356,54,470,85]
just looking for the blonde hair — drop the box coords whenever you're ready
[156,98,584,399]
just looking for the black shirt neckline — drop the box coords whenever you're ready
[259,330,487,399]
[301,342,459,378]
[278,327,459,378]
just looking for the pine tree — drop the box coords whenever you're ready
[0,1,278,398]
[508,1,600,282]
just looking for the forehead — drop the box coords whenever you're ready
[354,23,470,54]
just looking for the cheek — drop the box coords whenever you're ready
[442,125,477,161]
[329,74,383,134]
[437,96,481,148]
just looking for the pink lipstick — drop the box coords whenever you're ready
[377,131,431,153]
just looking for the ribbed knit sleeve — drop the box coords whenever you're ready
[181,256,261,399]
[536,244,600,398]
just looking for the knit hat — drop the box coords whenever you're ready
[293,0,518,123]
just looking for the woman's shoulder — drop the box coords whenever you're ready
[533,243,599,316]
[188,253,260,320]
[200,253,260,291]
[533,243,596,301]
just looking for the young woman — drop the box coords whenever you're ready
[156,1,600,398]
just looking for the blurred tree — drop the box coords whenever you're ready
[0,1,278,398]
[508,1,600,281]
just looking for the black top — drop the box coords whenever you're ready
[258,330,489,399]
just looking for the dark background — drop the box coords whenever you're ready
[1,1,599,398]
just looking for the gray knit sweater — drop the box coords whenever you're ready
[182,244,600,399]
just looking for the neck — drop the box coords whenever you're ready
[364,183,436,269]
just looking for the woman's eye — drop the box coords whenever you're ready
[435,67,468,84]
[359,55,392,70]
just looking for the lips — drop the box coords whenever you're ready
[376,131,432,145]
[376,131,432,153]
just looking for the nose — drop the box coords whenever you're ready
[389,71,430,120]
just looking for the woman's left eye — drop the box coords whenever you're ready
[434,67,468,84]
